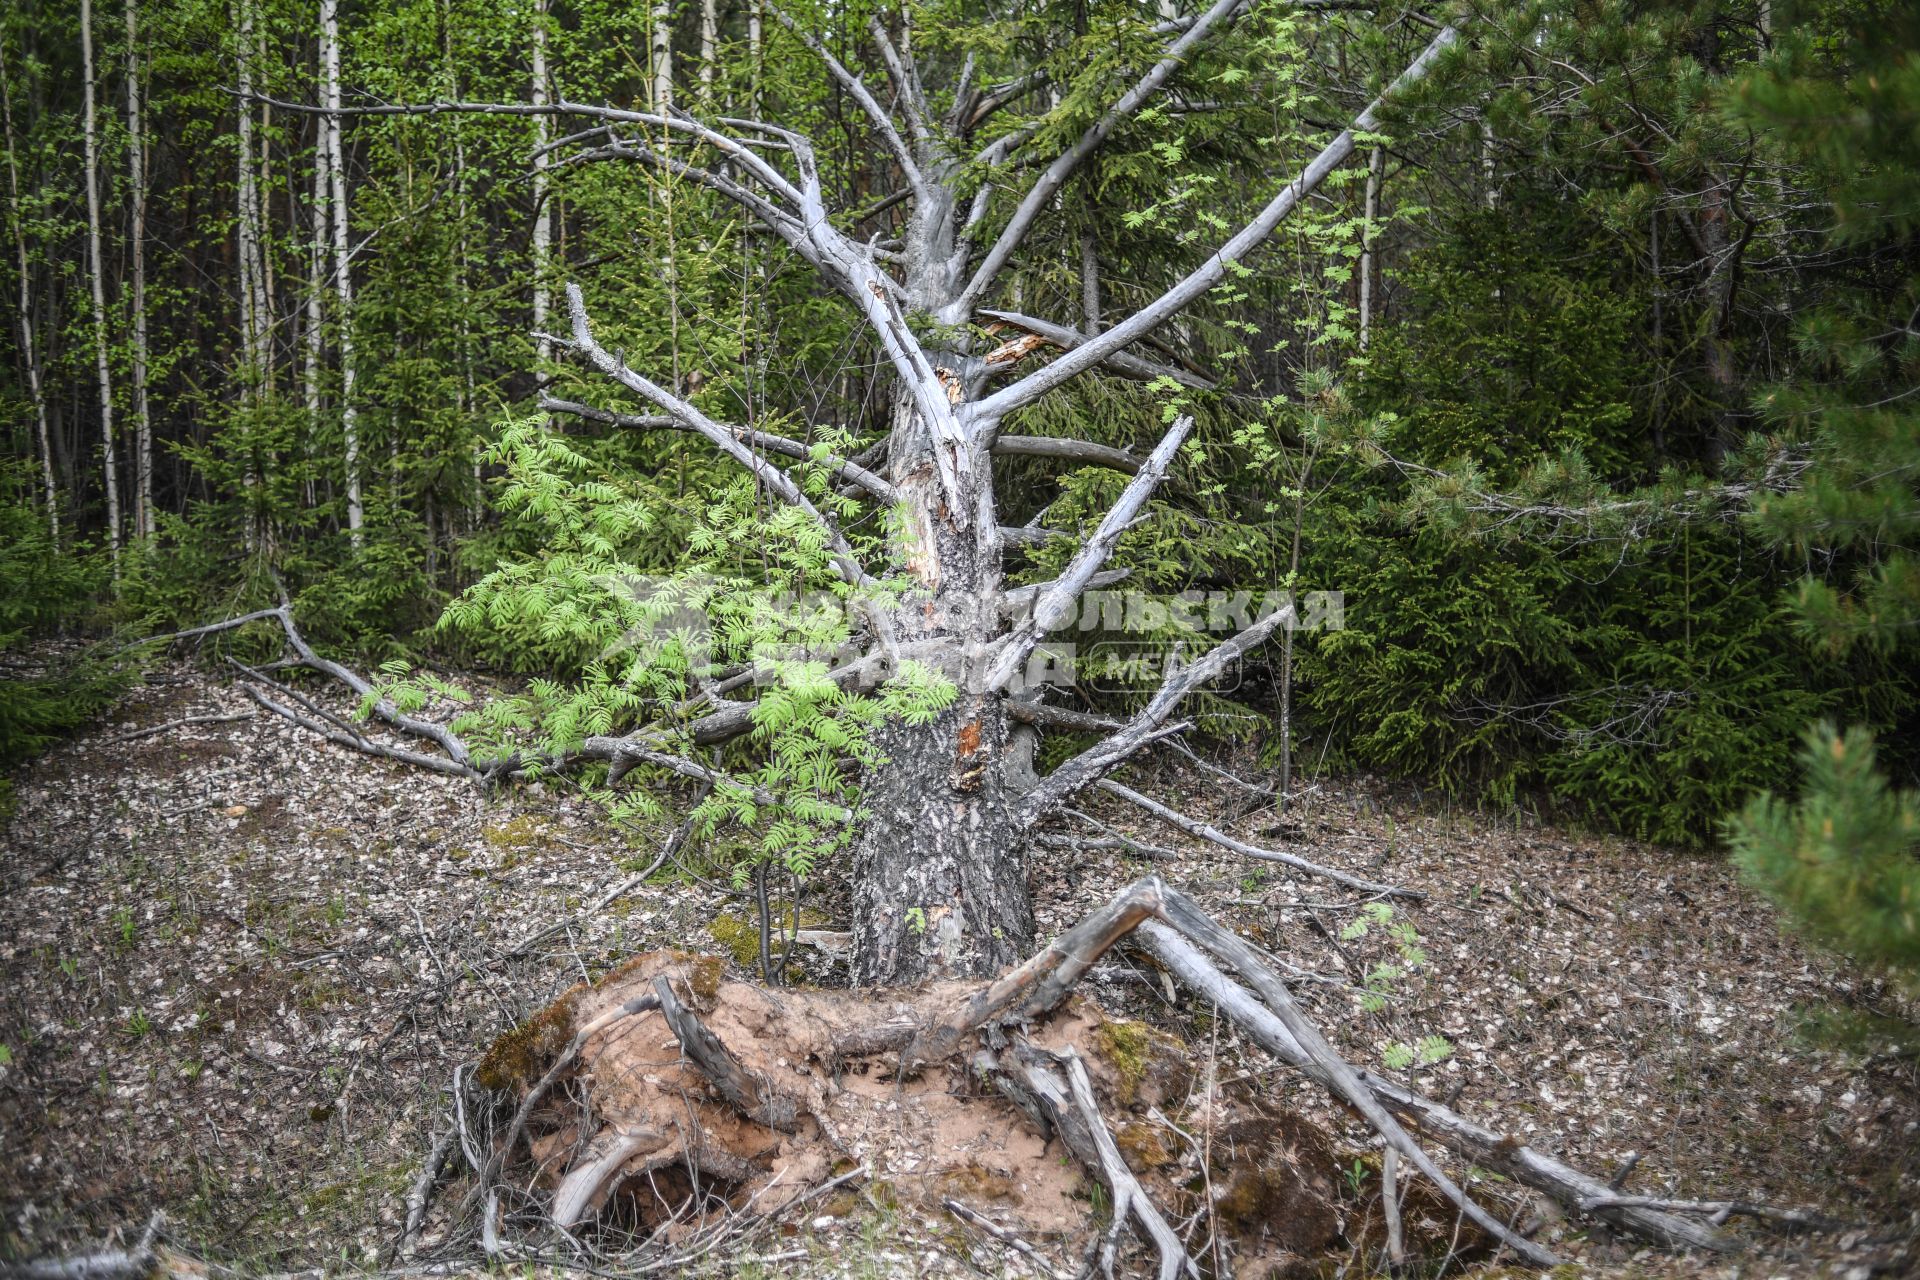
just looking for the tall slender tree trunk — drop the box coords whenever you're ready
[747,0,762,115]
[303,104,327,509]
[321,0,363,541]
[234,0,269,545]
[650,0,674,112]
[0,38,57,542]
[253,16,275,385]
[530,0,551,372]
[697,0,718,98]
[80,0,121,568]
[1357,144,1383,351]
[124,0,152,537]
[1079,231,1101,335]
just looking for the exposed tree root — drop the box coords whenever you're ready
[397,876,1812,1274]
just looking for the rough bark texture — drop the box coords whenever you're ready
[850,702,1034,985]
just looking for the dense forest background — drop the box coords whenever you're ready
[1,0,1915,981]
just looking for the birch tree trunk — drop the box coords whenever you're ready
[747,0,761,115]
[650,0,674,112]
[321,0,363,542]
[1357,144,1382,351]
[0,38,57,541]
[303,107,327,507]
[124,0,152,537]
[697,0,718,98]
[530,0,551,371]
[234,0,268,544]
[80,0,121,568]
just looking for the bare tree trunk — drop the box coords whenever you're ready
[1479,113,1497,210]
[303,105,327,505]
[1079,230,1101,335]
[1357,144,1382,352]
[850,704,1035,985]
[80,0,121,569]
[0,38,57,542]
[747,0,761,115]
[650,0,674,112]
[697,0,718,98]
[530,0,551,371]
[124,0,152,538]
[321,0,363,542]
[253,17,275,382]
[234,0,267,545]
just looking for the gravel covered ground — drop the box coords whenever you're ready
[2,662,1916,1277]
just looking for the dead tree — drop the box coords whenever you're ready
[240,4,1463,989]
[120,14,1822,1272]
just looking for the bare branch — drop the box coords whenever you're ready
[770,6,924,197]
[234,91,806,207]
[561,283,874,587]
[1098,779,1420,899]
[867,15,933,148]
[974,24,1461,421]
[949,0,1253,321]
[1000,568,1129,614]
[564,137,834,279]
[1153,887,1563,1268]
[1576,1196,1847,1232]
[1020,598,1298,814]
[992,435,1143,473]
[543,396,898,502]
[997,523,1071,547]
[1135,921,1720,1252]
[984,415,1192,691]
[978,308,1217,389]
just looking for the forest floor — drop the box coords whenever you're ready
[1,661,1916,1279]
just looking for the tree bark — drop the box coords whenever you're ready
[530,0,552,372]
[234,0,267,542]
[650,0,674,112]
[698,0,719,98]
[0,37,57,542]
[303,102,327,503]
[320,0,363,541]
[80,0,120,568]
[124,0,152,538]
[1357,143,1382,352]
[849,702,1035,985]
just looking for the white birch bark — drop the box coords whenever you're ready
[698,0,718,97]
[234,0,266,541]
[253,15,274,372]
[81,0,121,566]
[1357,144,1382,352]
[747,0,762,115]
[650,0,674,112]
[0,38,57,541]
[530,0,552,370]
[321,0,363,541]
[124,0,152,537]
[303,107,328,502]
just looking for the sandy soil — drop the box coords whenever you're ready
[1,663,1915,1277]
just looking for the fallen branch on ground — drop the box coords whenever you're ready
[1099,779,1422,899]
[97,712,253,744]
